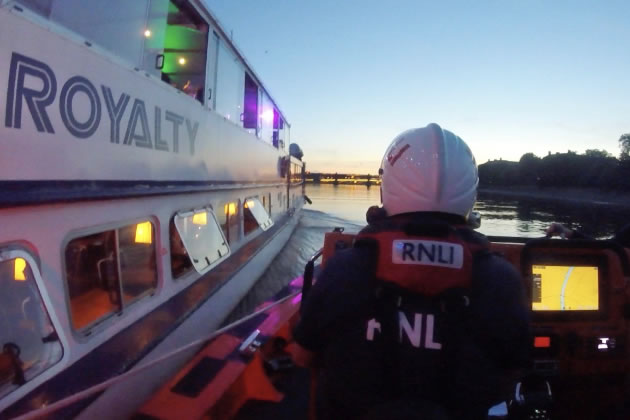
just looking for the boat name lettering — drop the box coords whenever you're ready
[4,52,198,155]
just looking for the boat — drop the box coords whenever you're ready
[139,230,630,419]
[5,217,630,419]
[0,0,306,417]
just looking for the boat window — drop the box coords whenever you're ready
[291,162,304,184]
[279,118,288,150]
[284,124,291,150]
[244,197,274,235]
[0,253,62,399]
[155,0,209,103]
[142,1,171,78]
[15,1,209,102]
[65,221,158,332]
[259,93,275,144]
[170,220,193,278]
[215,41,245,123]
[243,73,259,132]
[206,31,220,110]
[173,208,229,273]
[272,110,283,148]
[17,0,151,69]
[243,196,259,236]
[118,223,158,304]
[217,201,240,245]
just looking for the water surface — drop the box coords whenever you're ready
[307,184,628,238]
[227,184,628,320]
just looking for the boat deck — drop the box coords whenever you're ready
[235,366,311,419]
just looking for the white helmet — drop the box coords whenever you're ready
[380,123,478,219]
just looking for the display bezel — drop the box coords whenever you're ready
[523,253,608,322]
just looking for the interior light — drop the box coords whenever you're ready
[144,29,152,38]
[192,212,207,225]
[14,258,26,281]
[178,57,186,65]
[135,221,152,244]
[260,109,274,122]
[534,336,551,348]
[598,337,610,350]
[245,200,255,209]
[225,203,236,215]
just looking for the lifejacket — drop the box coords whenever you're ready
[351,219,492,405]
[354,220,490,297]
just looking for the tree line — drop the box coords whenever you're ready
[478,134,630,190]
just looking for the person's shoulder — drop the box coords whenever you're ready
[462,231,521,281]
[455,226,490,247]
[471,249,524,298]
[478,253,520,275]
[322,245,373,275]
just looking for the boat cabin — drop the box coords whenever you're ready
[0,0,305,416]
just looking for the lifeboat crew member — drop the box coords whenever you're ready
[290,123,530,420]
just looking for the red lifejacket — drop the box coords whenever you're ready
[355,226,489,296]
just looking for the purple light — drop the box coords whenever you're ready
[266,312,280,326]
[260,109,274,122]
[290,276,304,287]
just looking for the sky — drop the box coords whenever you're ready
[206,0,630,173]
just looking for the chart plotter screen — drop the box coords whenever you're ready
[532,265,599,311]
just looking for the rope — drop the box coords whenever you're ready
[11,290,301,420]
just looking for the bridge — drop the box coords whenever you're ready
[305,172,381,186]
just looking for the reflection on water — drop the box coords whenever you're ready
[227,184,628,320]
[476,192,627,239]
[307,184,627,239]
[305,183,381,224]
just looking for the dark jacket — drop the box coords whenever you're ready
[293,215,530,420]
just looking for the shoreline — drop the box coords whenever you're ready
[478,186,630,207]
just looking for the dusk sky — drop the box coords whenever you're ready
[206,0,630,174]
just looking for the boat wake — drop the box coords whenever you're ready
[225,210,363,323]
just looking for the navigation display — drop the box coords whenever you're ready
[532,265,599,311]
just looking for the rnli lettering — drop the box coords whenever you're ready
[366,318,381,340]
[4,52,199,155]
[392,239,463,269]
[366,312,442,350]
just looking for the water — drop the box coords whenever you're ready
[227,184,629,320]
[306,184,628,238]
[225,209,361,322]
